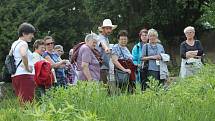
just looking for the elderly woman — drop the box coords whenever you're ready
[32,39,46,63]
[76,33,101,81]
[54,45,64,57]
[112,30,136,93]
[42,36,68,86]
[142,29,167,90]
[32,39,47,97]
[179,26,204,78]
[54,45,77,85]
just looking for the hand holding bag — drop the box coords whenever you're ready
[114,68,130,87]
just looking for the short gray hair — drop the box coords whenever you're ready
[85,32,99,42]
[54,45,63,50]
[148,28,158,38]
[184,26,195,33]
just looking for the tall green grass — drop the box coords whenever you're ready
[1,64,215,121]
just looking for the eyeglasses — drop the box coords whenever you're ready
[57,50,64,53]
[185,31,194,34]
[46,42,54,45]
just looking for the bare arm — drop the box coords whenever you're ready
[81,62,92,80]
[44,56,66,68]
[186,50,198,58]
[142,55,161,61]
[19,44,32,72]
[111,54,131,74]
[100,42,110,53]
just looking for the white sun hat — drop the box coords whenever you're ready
[98,19,117,31]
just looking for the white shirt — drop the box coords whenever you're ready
[11,39,35,76]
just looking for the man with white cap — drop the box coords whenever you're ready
[96,19,117,84]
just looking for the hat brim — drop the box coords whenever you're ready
[98,25,117,31]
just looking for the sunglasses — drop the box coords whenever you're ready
[46,42,54,45]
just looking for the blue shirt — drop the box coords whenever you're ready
[132,42,144,65]
[96,34,110,69]
[112,44,133,60]
[142,43,165,71]
[42,51,66,79]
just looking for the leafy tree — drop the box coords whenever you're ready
[0,0,91,67]
[83,0,210,66]
[200,0,215,27]
[0,0,212,67]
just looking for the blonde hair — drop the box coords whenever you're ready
[148,28,158,38]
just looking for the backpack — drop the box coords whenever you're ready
[71,42,103,65]
[1,41,22,83]
[34,60,53,88]
[71,42,85,64]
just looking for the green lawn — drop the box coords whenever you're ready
[1,64,215,121]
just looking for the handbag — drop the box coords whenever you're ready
[114,46,131,86]
[140,44,149,80]
[114,68,129,87]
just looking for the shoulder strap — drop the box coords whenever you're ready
[10,40,22,55]
[71,42,85,64]
[16,59,22,68]
[145,44,149,66]
[47,52,56,62]
[136,44,140,64]
[11,40,23,68]
[137,43,140,56]
[119,46,125,59]
[91,48,103,65]
[118,46,129,68]
[146,43,148,56]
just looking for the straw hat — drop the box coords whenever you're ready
[98,19,117,31]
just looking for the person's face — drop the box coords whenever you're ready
[102,27,113,35]
[140,32,148,43]
[185,30,195,40]
[23,33,34,42]
[37,45,45,55]
[118,36,128,47]
[87,40,97,49]
[55,48,64,56]
[45,39,54,51]
[148,34,158,43]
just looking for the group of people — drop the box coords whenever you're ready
[9,19,204,103]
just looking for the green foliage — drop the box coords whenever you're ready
[200,0,215,27]
[0,0,91,66]
[1,64,215,120]
[84,0,209,40]
[0,0,213,67]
